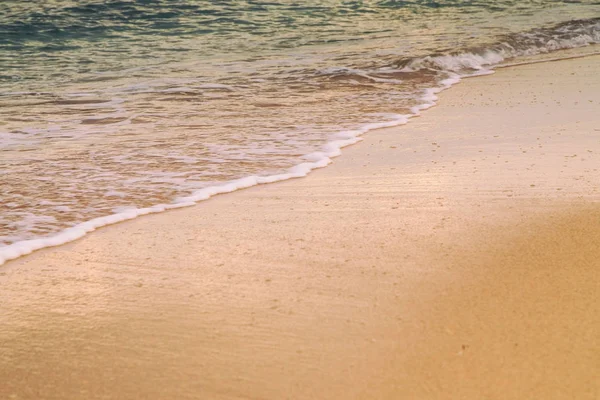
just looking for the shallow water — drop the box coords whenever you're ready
[1,1,599,260]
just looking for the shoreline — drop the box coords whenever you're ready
[4,47,599,268]
[1,55,599,399]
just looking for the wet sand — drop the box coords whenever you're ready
[1,55,599,399]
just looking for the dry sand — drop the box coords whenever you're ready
[1,55,599,400]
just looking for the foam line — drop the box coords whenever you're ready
[397,18,600,74]
[0,63,506,266]
[0,99,435,266]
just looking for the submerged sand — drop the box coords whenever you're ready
[1,55,599,399]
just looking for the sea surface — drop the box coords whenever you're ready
[1,1,599,263]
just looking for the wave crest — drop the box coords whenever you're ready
[396,18,600,73]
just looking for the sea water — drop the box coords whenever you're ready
[1,1,599,264]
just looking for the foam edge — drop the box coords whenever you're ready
[0,75,467,267]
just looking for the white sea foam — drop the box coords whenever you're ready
[401,51,506,73]
[0,95,434,266]
[0,62,466,266]
[104,190,127,198]
[399,20,600,74]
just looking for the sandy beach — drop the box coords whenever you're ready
[1,54,599,399]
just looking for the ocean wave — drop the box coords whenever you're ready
[396,18,600,73]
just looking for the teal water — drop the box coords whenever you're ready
[0,1,599,258]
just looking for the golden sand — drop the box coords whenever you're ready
[1,55,599,399]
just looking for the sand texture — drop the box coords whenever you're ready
[1,55,599,400]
